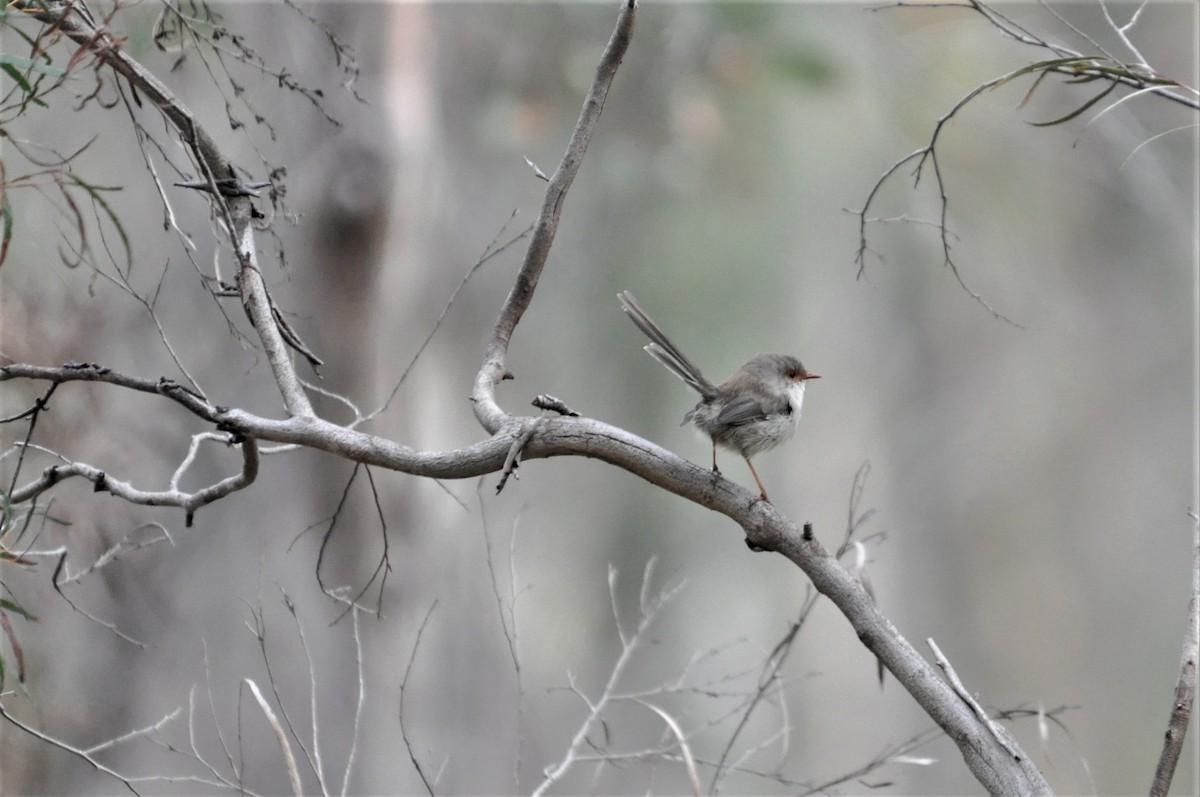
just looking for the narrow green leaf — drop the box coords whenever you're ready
[0,62,34,97]
[0,53,66,78]
[0,191,12,268]
[65,174,132,273]
[992,56,1108,90]
[1028,79,1120,127]
[4,21,48,52]
[0,599,36,621]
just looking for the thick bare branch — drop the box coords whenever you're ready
[471,0,637,433]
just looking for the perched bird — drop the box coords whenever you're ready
[619,291,819,501]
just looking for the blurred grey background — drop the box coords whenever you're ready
[1,2,1195,794]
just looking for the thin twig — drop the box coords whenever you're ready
[1148,510,1199,796]
[927,638,1023,760]
[710,589,818,793]
[399,600,439,796]
[533,560,685,796]
[0,701,141,795]
[243,678,303,797]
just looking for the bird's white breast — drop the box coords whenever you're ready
[787,381,807,421]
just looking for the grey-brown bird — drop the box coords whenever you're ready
[619,291,819,502]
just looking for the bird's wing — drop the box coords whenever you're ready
[715,396,772,426]
[715,387,795,425]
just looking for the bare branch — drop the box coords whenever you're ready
[6,433,258,527]
[0,361,762,493]
[13,0,316,418]
[851,74,1023,326]
[471,0,638,433]
[532,560,682,796]
[399,600,439,796]
[710,589,818,792]
[495,418,543,494]
[478,482,521,678]
[0,701,142,795]
[242,678,303,797]
[636,700,702,796]
[0,4,1067,792]
[927,638,1024,761]
[858,0,1196,326]
[1149,511,1199,796]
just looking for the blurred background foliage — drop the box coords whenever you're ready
[0,2,1195,794]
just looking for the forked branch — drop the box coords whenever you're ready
[1,2,1054,792]
[855,0,1196,325]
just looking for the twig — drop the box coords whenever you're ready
[532,394,581,417]
[340,603,367,797]
[710,589,818,793]
[636,700,702,796]
[478,481,521,677]
[1149,510,1199,796]
[399,600,439,796]
[495,418,543,494]
[8,436,258,528]
[0,701,141,795]
[200,645,241,784]
[243,678,303,797]
[532,560,685,796]
[927,637,1023,761]
[371,212,533,421]
[250,595,325,796]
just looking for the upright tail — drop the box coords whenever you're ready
[618,291,718,398]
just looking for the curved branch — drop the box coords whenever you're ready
[858,0,1196,326]
[6,436,257,527]
[3,2,1053,792]
[0,363,222,421]
[852,71,1023,326]
[472,0,637,433]
[878,0,1198,109]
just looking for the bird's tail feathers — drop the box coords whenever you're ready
[644,343,712,396]
[618,291,717,397]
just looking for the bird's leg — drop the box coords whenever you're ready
[711,443,721,474]
[744,457,771,502]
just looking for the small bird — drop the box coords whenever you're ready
[619,291,819,502]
